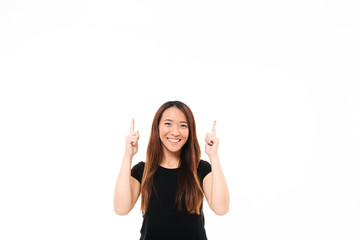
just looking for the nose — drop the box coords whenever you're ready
[171,125,180,136]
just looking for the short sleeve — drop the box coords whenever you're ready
[131,161,145,184]
[197,160,212,181]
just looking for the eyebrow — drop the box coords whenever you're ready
[163,119,188,123]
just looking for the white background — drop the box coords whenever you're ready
[1,0,359,239]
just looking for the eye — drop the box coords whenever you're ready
[180,124,188,128]
[164,122,171,126]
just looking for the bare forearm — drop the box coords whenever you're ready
[210,154,230,215]
[114,154,133,214]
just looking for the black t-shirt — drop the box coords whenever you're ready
[131,160,212,240]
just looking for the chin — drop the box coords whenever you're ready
[161,142,184,154]
[165,146,183,153]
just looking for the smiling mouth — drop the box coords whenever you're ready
[167,138,181,143]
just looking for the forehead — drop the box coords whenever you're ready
[160,107,187,121]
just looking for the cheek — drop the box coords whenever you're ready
[159,126,167,137]
[182,130,189,141]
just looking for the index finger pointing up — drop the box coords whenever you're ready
[130,118,135,134]
[212,120,217,135]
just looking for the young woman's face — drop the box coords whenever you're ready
[159,107,189,154]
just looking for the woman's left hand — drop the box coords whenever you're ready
[205,121,219,158]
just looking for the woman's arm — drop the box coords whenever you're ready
[114,154,141,215]
[203,155,230,215]
[203,121,230,215]
[113,118,141,215]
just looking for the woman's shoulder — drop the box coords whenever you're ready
[198,159,212,179]
[131,161,145,183]
[198,159,211,168]
[134,161,145,166]
[132,161,145,171]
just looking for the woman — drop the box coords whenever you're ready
[114,101,230,240]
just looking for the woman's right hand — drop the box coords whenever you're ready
[124,118,139,158]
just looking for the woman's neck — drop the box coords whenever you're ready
[161,148,181,168]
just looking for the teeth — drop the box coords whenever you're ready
[168,138,180,143]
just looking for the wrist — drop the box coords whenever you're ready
[209,154,219,162]
[123,153,134,161]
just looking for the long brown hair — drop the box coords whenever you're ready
[140,101,203,215]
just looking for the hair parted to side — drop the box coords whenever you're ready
[140,101,204,215]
